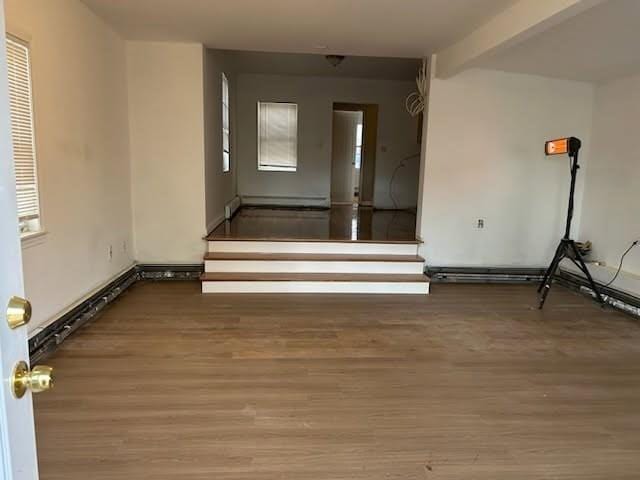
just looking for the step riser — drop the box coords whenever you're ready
[205,260,424,274]
[208,241,418,256]
[202,281,430,294]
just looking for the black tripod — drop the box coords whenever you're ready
[538,138,604,308]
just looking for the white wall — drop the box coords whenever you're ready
[5,0,134,333]
[127,41,207,263]
[420,68,594,267]
[204,49,237,232]
[578,72,640,276]
[236,74,420,209]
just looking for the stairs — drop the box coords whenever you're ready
[201,239,429,294]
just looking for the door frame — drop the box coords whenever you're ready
[332,102,378,207]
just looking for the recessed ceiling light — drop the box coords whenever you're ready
[314,45,328,50]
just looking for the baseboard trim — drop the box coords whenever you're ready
[557,269,640,318]
[29,263,204,362]
[225,195,241,220]
[427,266,640,317]
[137,264,203,281]
[241,195,329,208]
[427,266,545,283]
[29,266,139,363]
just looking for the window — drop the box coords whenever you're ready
[354,122,363,169]
[222,73,230,173]
[6,36,41,236]
[257,102,297,172]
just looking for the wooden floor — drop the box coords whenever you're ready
[34,282,640,479]
[208,206,417,242]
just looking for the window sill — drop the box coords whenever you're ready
[257,168,297,173]
[21,230,48,248]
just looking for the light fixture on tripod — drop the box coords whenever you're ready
[538,137,604,308]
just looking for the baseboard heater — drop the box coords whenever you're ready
[28,264,203,363]
[225,196,241,219]
[557,268,640,318]
[240,194,329,208]
[427,266,545,283]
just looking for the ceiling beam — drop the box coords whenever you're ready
[434,0,607,79]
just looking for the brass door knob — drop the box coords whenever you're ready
[12,361,54,398]
[7,296,32,329]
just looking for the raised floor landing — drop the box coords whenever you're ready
[207,206,417,242]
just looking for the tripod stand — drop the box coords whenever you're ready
[538,140,604,309]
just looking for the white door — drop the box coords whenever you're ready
[0,0,40,477]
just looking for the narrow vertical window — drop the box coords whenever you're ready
[222,73,230,173]
[6,36,41,235]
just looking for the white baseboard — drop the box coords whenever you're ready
[225,196,241,219]
[240,195,329,208]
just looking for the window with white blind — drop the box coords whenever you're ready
[6,36,41,236]
[257,102,297,172]
[222,73,230,173]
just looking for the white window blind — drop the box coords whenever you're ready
[258,102,297,172]
[6,36,41,231]
[222,73,230,173]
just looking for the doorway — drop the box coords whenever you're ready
[331,110,362,205]
[330,103,378,207]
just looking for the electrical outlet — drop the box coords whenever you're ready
[108,245,113,261]
[477,219,485,229]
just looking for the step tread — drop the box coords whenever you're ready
[201,273,430,283]
[204,253,425,263]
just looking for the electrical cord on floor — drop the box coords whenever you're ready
[604,240,639,287]
[386,153,420,239]
[389,153,420,209]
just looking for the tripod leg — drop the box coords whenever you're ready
[569,241,605,305]
[539,244,567,309]
[538,241,564,293]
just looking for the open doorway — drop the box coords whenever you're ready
[330,103,378,207]
[331,110,363,205]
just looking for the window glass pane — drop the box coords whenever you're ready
[258,102,297,171]
[6,36,41,235]
[222,73,230,172]
[223,151,230,174]
[356,123,363,147]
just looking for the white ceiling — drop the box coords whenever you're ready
[81,0,516,58]
[479,0,640,83]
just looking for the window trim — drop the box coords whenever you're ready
[257,101,298,173]
[6,33,44,239]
